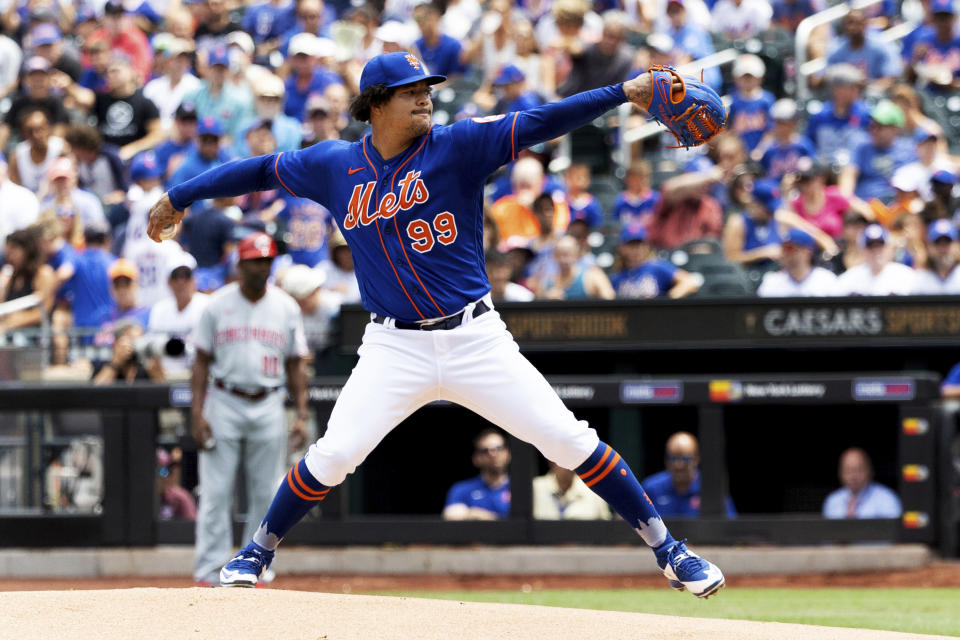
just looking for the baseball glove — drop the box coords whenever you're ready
[645,65,726,149]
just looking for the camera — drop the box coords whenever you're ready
[133,334,186,361]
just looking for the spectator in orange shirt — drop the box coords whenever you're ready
[489,157,569,240]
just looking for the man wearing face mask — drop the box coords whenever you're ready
[641,432,737,518]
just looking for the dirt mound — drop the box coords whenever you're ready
[1,588,953,640]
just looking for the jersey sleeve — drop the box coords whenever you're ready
[444,480,470,507]
[192,301,216,354]
[271,142,336,204]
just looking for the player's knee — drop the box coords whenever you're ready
[303,443,360,487]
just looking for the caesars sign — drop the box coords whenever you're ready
[747,303,960,338]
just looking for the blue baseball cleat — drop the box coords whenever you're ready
[655,539,725,598]
[220,542,275,587]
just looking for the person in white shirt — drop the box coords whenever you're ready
[533,460,611,520]
[833,224,916,295]
[822,447,901,519]
[757,228,837,296]
[913,219,960,294]
[143,39,202,131]
[487,251,535,302]
[0,151,40,253]
[710,0,772,40]
[147,252,209,379]
[278,264,343,357]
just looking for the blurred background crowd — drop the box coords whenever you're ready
[2,0,960,379]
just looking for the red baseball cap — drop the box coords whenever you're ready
[237,232,278,260]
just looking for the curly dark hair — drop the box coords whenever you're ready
[348,83,396,123]
[5,226,44,286]
[64,124,103,152]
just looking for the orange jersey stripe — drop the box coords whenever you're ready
[286,470,326,501]
[274,153,299,197]
[389,127,446,317]
[584,453,621,488]
[578,444,612,481]
[509,112,519,161]
[363,137,425,320]
[292,464,328,496]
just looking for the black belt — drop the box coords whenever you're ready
[214,379,280,401]
[373,300,490,331]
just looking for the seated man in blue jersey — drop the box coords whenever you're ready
[822,448,901,519]
[614,160,660,230]
[909,0,960,90]
[491,65,543,115]
[642,432,737,518]
[726,54,774,153]
[754,99,817,181]
[612,225,700,299]
[825,8,902,93]
[443,428,511,520]
[838,100,917,206]
[413,1,469,78]
[805,64,870,166]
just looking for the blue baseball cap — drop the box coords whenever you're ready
[914,127,939,143]
[620,225,648,243]
[130,151,163,181]
[932,0,954,13]
[31,23,60,46]
[197,116,224,137]
[932,169,957,184]
[783,228,816,250]
[858,223,889,248]
[493,64,525,86]
[752,180,781,212]
[359,52,445,91]
[207,46,230,67]
[928,219,958,242]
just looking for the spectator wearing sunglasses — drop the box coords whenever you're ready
[641,431,737,518]
[443,428,511,520]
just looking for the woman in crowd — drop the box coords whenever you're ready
[0,227,56,334]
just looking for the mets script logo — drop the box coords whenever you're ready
[344,170,429,229]
[405,54,421,70]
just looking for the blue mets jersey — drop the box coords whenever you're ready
[727,90,775,151]
[168,85,627,322]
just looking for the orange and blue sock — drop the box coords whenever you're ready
[252,458,329,551]
[575,441,675,553]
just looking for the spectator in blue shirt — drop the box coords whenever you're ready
[908,0,960,90]
[154,103,199,183]
[242,0,297,46]
[664,0,722,90]
[278,0,332,56]
[806,63,870,165]
[822,448,902,519]
[755,98,817,180]
[78,38,110,93]
[235,74,303,156]
[283,33,341,120]
[183,46,254,143]
[414,1,469,77]
[614,161,661,230]
[642,432,737,518]
[443,428,511,520]
[727,53,775,152]
[168,116,232,188]
[825,8,902,93]
[564,163,603,229]
[59,222,115,331]
[612,225,700,299]
[839,100,918,205]
[491,65,543,114]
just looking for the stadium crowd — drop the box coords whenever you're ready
[2,0,960,374]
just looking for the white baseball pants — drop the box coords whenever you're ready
[303,298,600,487]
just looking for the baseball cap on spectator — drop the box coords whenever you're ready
[646,33,674,54]
[732,54,765,78]
[932,0,955,14]
[109,258,139,281]
[869,100,905,127]
[226,31,255,57]
[280,264,326,300]
[751,181,781,212]
[928,219,958,242]
[130,152,163,181]
[207,46,230,67]
[858,223,889,248]
[375,21,415,46]
[313,37,337,59]
[84,219,111,244]
[31,23,60,46]
[197,116,224,137]
[825,63,865,87]
[255,74,285,98]
[289,33,320,56]
[770,98,798,121]
[497,235,535,257]
[103,0,125,15]
[76,7,97,23]
[167,252,197,279]
[783,228,816,250]
[245,118,273,136]
[238,232,278,260]
[890,166,925,193]
[47,156,76,181]
[493,65,525,86]
[360,52,446,91]
[175,102,198,121]
[23,56,50,74]
[620,225,647,243]
[305,94,331,116]
[932,169,958,184]
[914,127,939,143]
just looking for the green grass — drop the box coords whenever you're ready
[372,588,960,637]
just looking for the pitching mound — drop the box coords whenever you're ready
[2,588,952,640]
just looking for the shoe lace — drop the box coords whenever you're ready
[232,548,267,569]
[669,539,702,575]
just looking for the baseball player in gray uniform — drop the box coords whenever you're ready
[190,231,309,585]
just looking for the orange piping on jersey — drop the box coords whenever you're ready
[578,444,612,481]
[363,136,425,319]
[510,112,519,161]
[584,453,621,488]
[274,153,299,197]
[286,469,326,501]
[389,126,446,317]
[292,464,329,496]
